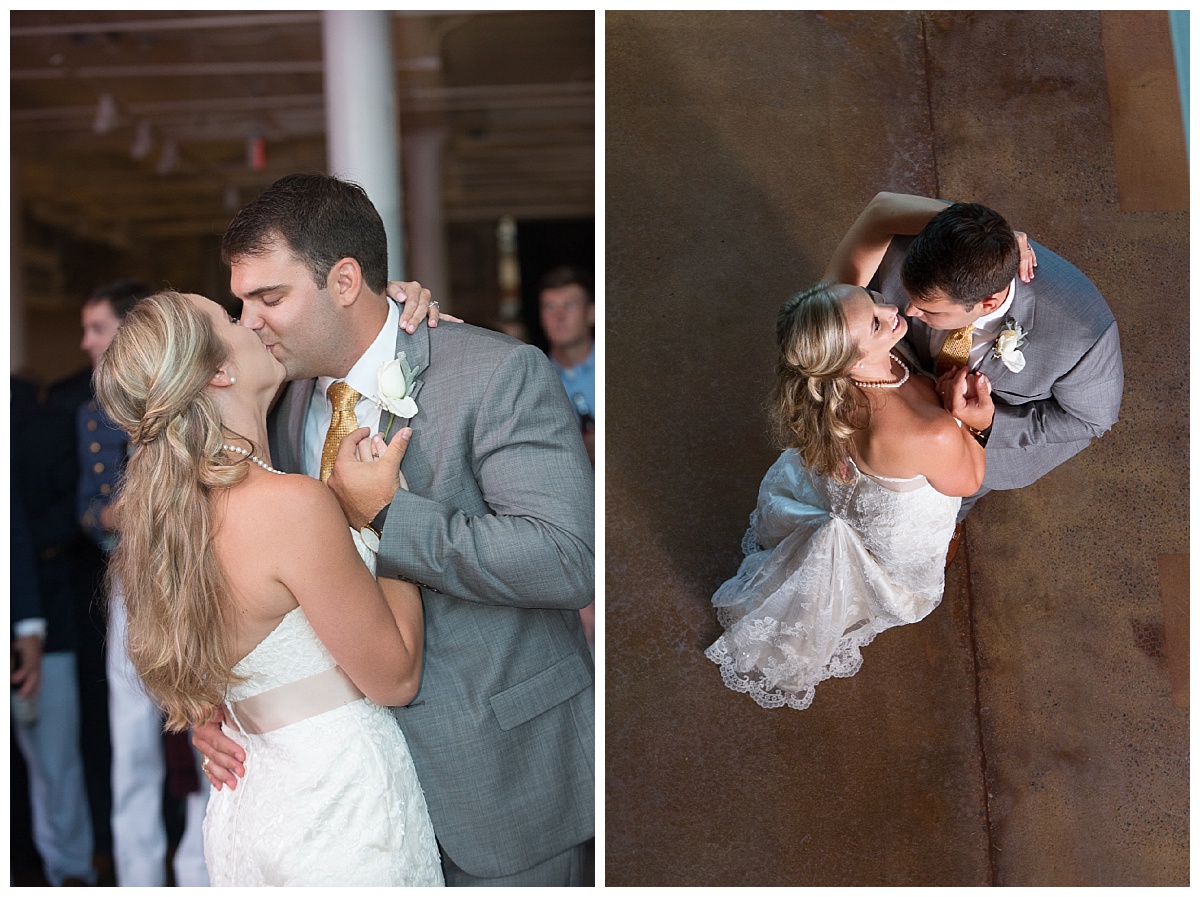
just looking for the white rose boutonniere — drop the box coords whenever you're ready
[992,317,1028,373]
[375,353,420,428]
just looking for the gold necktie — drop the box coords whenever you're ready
[936,324,975,375]
[320,381,361,482]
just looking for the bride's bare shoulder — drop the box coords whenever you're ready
[860,389,960,474]
[221,471,342,531]
[894,395,962,451]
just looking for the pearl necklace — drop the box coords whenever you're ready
[220,444,286,475]
[852,351,910,389]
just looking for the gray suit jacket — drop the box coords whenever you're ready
[269,320,595,879]
[873,236,1123,491]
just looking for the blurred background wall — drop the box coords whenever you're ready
[11,10,595,388]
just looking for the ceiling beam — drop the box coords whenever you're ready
[10,9,467,37]
[10,12,322,37]
[14,61,325,80]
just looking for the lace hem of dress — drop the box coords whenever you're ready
[739,523,761,557]
[704,611,892,711]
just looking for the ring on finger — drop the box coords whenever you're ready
[202,755,210,772]
[430,300,440,309]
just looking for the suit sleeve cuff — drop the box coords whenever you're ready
[369,503,389,537]
[14,619,47,641]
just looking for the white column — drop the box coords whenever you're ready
[322,11,406,279]
[403,128,449,307]
[11,155,26,373]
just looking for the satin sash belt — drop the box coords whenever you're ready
[228,666,364,735]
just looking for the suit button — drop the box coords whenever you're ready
[90,442,101,453]
[87,420,98,431]
[93,462,105,474]
[100,484,111,495]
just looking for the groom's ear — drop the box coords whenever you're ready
[326,257,364,307]
[977,289,1007,316]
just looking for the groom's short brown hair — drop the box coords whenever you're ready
[901,202,1019,309]
[221,173,389,294]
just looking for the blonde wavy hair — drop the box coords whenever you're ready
[94,290,259,731]
[772,282,868,481]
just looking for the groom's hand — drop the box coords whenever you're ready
[193,707,245,791]
[938,366,995,432]
[327,427,413,529]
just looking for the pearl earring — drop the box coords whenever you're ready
[229,374,237,385]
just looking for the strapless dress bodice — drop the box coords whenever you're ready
[227,606,338,703]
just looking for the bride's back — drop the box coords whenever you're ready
[209,470,310,663]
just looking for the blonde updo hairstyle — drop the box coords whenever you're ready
[772,282,867,481]
[94,290,257,730]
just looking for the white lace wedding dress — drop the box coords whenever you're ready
[202,536,444,886]
[705,449,960,710]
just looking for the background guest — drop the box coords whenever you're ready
[12,376,97,886]
[11,488,45,886]
[539,265,596,451]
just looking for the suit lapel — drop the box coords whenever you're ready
[382,319,431,440]
[975,280,1037,390]
[904,316,936,374]
[268,379,316,474]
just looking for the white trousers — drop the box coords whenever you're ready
[107,589,210,887]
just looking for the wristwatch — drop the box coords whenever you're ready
[358,523,381,553]
[966,422,993,447]
[358,505,389,552]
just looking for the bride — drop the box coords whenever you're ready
[705,193,1029,710]
[94,289,444,886]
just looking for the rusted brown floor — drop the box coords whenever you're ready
[604,11,1188,886]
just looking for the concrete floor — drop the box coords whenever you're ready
[604,11,1187,886]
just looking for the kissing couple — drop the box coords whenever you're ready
[706,191,1124,710]
[95,174,595,885]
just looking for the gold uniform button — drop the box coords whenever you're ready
[87,420,98,431]
[93,462,105,474]
[100,484,111,495]
[90,442,101,453]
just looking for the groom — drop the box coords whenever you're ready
[870,196,1124,543]
[196,174,595,886]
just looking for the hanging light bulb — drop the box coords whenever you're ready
[93,92,118,134]
[131,120,153,160]
[497,216,521,322]
[157,139,178,175]
[247,135,266,172]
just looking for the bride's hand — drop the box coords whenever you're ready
[939,366,994,433]
[1013,231,1037,283]
[387,281,465,334]
[327,427,413,529]
[355,429,409,492]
